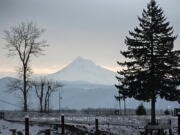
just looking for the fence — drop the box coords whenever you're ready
[6,114,180,135]
[8,116,99,135]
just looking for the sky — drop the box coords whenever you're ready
[0,0,179,74]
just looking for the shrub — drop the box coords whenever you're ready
[164,109,170,115]
[17,131,23,135]
[136,104,146,115]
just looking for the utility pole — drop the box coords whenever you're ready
[59,87,62,114]
[119,92,121,115]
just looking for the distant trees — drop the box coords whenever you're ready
[3,22,48,112]
[164,109,170,115]
[136,104,146,116]
[32,79,63,112]
[114,94,122,115]
[114,92,127,115]
[32,79,45,112]
[7,79,32,109]
[116,0,180,124]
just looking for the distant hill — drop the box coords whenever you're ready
[0,77,179,110]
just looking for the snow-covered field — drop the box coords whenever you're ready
[0,114,179,135]
[0,120,50,135]
[64,115,178,135]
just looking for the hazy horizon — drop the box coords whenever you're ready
[0,56,116,79]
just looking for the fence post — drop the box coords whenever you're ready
[96,118,98,135]
[178,114,180,135]
[61,115,64,135]
[25,117,29,135]
[169,129,172,135]
[46,129,51,135]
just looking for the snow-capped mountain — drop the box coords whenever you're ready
[0,57,179,111]
[48,56,117,85]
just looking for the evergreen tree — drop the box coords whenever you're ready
[116,0,180,125]
[136,104,146,116]
[164,109,170,115]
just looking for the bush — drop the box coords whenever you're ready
[17,131,23,135]
[136,104,146,115]
[164,109,170,115]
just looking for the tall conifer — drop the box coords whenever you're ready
[116,0,180,124]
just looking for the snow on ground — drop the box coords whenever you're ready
[0,115,179,135]
[0,120,50,135]
[66,115,178,135]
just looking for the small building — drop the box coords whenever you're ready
[144,119,172,135]
[145,124,172,135]
[174,108,180,116]
[0,112,5,119]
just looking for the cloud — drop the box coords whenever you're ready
[0,0,179,74]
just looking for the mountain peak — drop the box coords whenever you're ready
[70,56,95,67]
[75,56,85,61]
[73,56,94,63]
[48,57,117,84]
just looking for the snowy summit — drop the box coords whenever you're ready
[48,56,117,85]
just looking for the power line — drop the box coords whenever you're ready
[0,99,21,108]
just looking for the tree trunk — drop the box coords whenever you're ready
[24,90,27,112]
[47,86,51,113]
[44,98,47,112]
[119,99,121,115]
[40,83,44,112]
[47,96,50,113]
[124,99,126,115]
[40,98,43,112]
[23,65,28,112]
[44,91,49,112]
[151,96,156,125]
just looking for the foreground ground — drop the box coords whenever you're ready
[0,113,178,135]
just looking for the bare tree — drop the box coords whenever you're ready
[115,93,127,115]
[3,22,48,112]
[44,80,63,113]
[32,79,63,112]
[31,79,45,112]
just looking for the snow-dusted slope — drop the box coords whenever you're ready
[48,56,117,85]
[0,77,179,110]
[0,77,20,110]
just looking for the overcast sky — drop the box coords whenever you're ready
[0,0,179,74]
